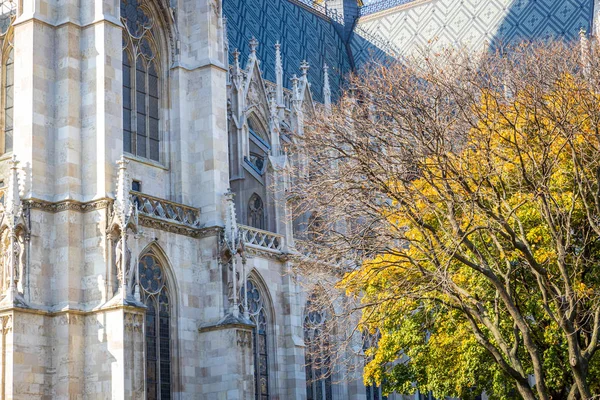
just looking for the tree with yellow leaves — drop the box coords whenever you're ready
[290,40,600,399]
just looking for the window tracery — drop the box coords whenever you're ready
[246,116,269,176]
[304,294,332,400]
[249,152,265,173]
[0,1,15,155]
[242,278,271,400]
[138,251,172,400]
[248,194,265,230]
[121,0,161,162]
[248,117,268,144]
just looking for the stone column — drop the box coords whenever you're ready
[170,0,229,226]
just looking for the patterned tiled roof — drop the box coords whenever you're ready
[225,0,596,103]
[223,0,355,103]
[357,0,594,56]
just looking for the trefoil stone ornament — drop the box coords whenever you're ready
[0,155,29,308]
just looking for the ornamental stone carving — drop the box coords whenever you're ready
[221,189,247,318]
[107,157,140,305]
[0,156,29,308]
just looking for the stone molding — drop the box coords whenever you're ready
[198,313,255,334]
[22,198,222,239]
[245,246,289,262]
[23,198,291,247]
[0,303,149,318]
[138,215,222,239]
[23,198,113,213]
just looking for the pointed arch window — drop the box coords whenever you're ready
[304,295,332,400]
[242,279,271,400]
[138,251,172,400]
[246,116,269,175]
[121,0,161,162]
[363,332,387,400]
[248,194,265,230]
[0,1,15,155]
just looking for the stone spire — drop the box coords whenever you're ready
[224,189,240,255]
[4,156,22,225]
[323,63,331,113]
[275,41,284,107]
[115,156,133,228]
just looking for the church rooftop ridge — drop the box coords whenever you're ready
[360,0,420,16]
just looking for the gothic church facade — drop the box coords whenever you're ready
[0,0,593,399]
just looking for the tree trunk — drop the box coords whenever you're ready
[567,335,592,399]
[516,381,538,400]
[571,364,591,400]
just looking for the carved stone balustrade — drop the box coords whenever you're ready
[130,191,201,229]
[238,224,284,252]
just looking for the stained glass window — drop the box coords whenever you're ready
[249,152,265,173]
[304,294,332,400]
[248,194,265,230]
[4,47,12,154]
[138,252,172,400]
[363,332,387,400]
[121,0,161,162]
[241,279,270,400]
[0,0,15,155]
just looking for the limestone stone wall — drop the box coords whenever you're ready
[0,0,377,398]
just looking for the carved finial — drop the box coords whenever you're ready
[233,49,241,68]
[300,60,310,77]
[231,49,243,88]
[249,37,259,54]
[291,74,300,101]
[323,63,331,112]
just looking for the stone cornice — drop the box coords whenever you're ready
[138,215,221,239]
[22,197,222,239]
[0,303,145,318]
[24,198,113,213]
